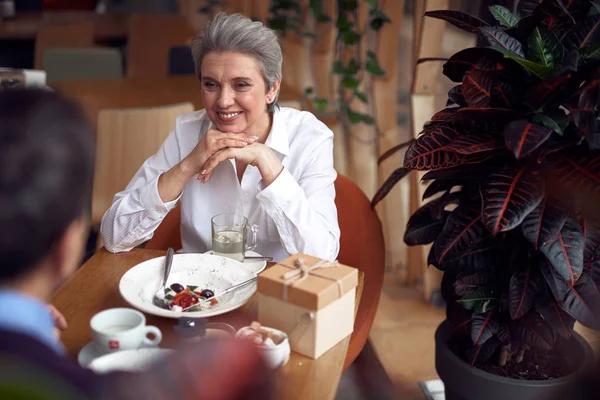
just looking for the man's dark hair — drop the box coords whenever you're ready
[0,88,95,280]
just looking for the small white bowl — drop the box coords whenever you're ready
[236,326,290,369]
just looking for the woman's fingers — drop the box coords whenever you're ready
[197,148,236,182]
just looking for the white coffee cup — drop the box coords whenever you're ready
[90,308,162,353]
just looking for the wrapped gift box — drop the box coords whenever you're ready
[257,253,358,359]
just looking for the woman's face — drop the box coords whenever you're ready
[200,51,279,137]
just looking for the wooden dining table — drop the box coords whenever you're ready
[50,248,364,400]
[50,76,303,127]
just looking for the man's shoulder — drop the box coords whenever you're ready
[0,330,102,399]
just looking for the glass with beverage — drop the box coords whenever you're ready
[211,213,259,262]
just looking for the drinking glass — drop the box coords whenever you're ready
[211,213,259,262]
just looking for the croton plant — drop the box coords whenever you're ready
[372,0,600,367]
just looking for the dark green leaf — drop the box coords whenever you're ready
[527,28,563,68]
[582,43,600,59]
[187,285,198,292]
[336,13,353,31]
[347,108,374,124]
[341,30,361,45]
[479,27,525,57]
[457,287,497,313]
[341,76,359,89]
[370,9,391,31]
[165,294,174,301]
[268,17,287,31]
[332,60,345,75]
[316,14,331,23]
[347,58,360,74]
[304,87,314,95]
[366,58,385,76]
[366,0,376,7]
[313,97,329,113]
[489,5,520,28]
[533,112,568,135]
[339,0,358,11]
[355,91,368,103]
[503,53,553,79]
[163,288,170,295]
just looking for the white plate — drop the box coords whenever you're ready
[119,253,257,319]
[203,250,267,274]
[88,348,172,374]
[77,341,160,368]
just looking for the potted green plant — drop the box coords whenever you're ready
[373,1,600,399]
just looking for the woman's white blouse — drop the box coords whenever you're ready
[100,107,340,262]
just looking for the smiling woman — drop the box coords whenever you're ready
[100,12,341,262]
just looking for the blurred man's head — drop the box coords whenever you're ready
[0,88,94,294]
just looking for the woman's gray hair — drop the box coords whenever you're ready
[191,12,283,113]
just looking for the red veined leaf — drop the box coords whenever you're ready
[425,10,490,34]
[371,167,410,207]
[521,195,568,250]
[540,258,600,329]
[443,47,503,82]
[533,2,576,37]
[431,108,461,123]
[445,134,503,155]
[518,0,544,17]
[447,298,473,336]
[509,264,544,319]
[377,139,414,165]
[563,15,600,50]
[435,203,492,264]
[428,244,439,269]
[504,120,554,159]
[471,311,499,345]
[512,312,554,350]
[450,239,499,273]
[552,151,600,196]
[404,193,459,246]
[524,75,571,109]
[536,288,575,339]
[458,107,518,118]
[462,69,494,107]
[421,159,497,181]
[447,85,467,107]
[454,273,491,297]
[404,126,464,170]
[497,323,511,345]
[478,27,525,57]
[572,85,600,148]
[582,213,600,281]
[422,179,464,200]
[540,217,584,286]
[482,165,544,234]
[467,339,500,366]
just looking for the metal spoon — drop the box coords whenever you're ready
[180,276,258,312]
[152,247,174,309]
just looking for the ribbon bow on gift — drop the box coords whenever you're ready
[279,257,343,302]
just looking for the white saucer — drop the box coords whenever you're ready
[203,250,267,274]
[77,341,159,368]
[78,341,108,368]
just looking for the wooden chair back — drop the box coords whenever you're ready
[145,174,386,368]
[127,14,195,78]
[34,21,94,69]
[92,102,194,224]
